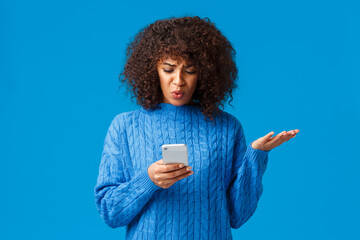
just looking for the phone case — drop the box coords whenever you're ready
[161,144,188,166]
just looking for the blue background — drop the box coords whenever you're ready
[1,0,359,239]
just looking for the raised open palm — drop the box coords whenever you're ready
[251,129,300,151]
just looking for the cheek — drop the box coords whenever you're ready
[158,72,167,86]
[159,77,171,89]
[158,74,172,93]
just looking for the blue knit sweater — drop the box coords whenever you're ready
[94,103,269,240]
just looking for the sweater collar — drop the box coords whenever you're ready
[157,102,197,111]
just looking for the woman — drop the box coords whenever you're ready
[94,16,299,239]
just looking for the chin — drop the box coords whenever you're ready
[170,101,185,106]
[177,99,192,105]
[164,94,192,105]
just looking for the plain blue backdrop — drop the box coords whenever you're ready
[1,0,359,239]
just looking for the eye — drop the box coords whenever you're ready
[162,69,197,74]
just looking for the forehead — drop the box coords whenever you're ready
[158,55,192,65]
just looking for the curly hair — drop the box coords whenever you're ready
[119,16,238,121]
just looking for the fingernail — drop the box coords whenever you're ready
[179,164,184,168]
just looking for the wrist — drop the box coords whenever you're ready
[251,141,270,151]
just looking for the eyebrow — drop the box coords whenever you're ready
[162,62,194,68]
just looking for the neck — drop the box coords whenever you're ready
[161,98,196,106]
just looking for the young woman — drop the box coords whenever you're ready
[94,16,299,240]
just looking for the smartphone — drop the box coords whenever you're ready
[161,144,188,166]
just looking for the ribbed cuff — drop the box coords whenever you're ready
[135,167,162,193]
[248,141,269,172]
[248,141,270,162]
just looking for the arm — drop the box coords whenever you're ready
[94,115,161,228]
[226,120,270,229]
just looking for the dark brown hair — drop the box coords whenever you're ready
[119,16,238,121]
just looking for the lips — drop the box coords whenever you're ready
[171,90,184,99]
[172,90,184,94]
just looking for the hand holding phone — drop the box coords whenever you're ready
[147,159,194,189]
[147,144,193,189]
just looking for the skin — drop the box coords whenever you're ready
[148,159,193,189]
[156,56,198,106]
[148,55,300,189]
[251,129,300,151]
[148,56,198,189]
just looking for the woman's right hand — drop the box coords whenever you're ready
[148,159,194,189]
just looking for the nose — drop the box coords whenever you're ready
[172,70,185,86]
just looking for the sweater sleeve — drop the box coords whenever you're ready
[226,120,270,229]
[94,114,162,228]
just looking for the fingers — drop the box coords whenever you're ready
[158,160,186,173]
[151,160,194,189]
[163,170,194,185]
[287,129,299,138]
[267,129,300,149]
[157,169,194,188]
[269,129,299,140]
[264,131,275,141]
[269,131,287,142]
[158,166,193,180]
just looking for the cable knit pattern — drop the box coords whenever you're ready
[94,103,270,240]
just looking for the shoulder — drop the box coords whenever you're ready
[217,110,243,132]
[108,109,140,132]
[113,109,139,122]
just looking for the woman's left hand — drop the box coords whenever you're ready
[251,129,300,151]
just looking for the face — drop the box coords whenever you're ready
[157,56,199,106]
